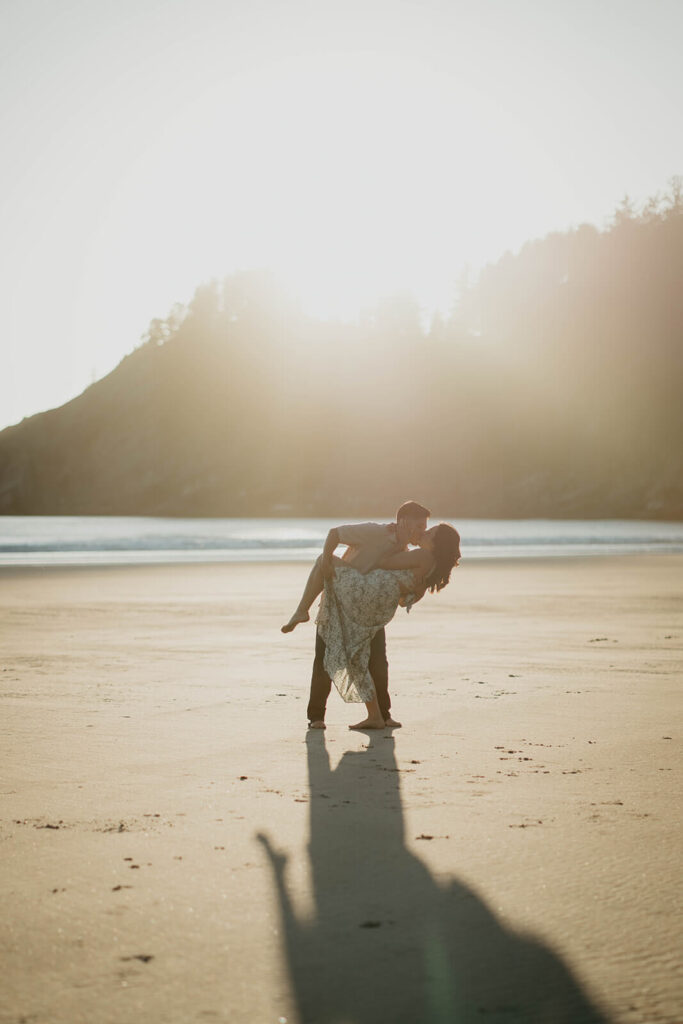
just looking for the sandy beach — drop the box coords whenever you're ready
[0,555,681,1024]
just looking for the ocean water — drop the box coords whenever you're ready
[1,516,682,567]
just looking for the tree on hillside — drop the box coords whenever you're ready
[1,180,680,518]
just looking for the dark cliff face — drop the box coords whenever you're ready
[0,337,254,516]
[1,204,682,519]
[0,327,679,519]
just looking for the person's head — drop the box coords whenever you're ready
[418,522,461,592]
[395,500,431,546]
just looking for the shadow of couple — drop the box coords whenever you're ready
[258,731,609,1024]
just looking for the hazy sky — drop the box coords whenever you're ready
[1,0,681,430]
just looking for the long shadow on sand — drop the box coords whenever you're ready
[258,732,609,1024]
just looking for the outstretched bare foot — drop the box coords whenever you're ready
[384,717,402,728]
[308,720,326,730]
[349,717,386,731]
[281,611,310,633]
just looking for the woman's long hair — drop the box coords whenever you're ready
[425,523,461,593]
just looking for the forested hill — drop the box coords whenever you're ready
[1,183,682,519]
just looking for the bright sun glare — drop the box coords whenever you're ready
[5,0,681,429]
[87,52,562,322]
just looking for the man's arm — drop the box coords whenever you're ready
[399,583,427,607]
[320,528,341,579]
[321,521,382,578]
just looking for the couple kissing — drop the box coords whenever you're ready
[281,501,460,730]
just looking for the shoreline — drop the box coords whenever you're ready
[1,547,682,575]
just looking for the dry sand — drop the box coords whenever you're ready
[0,555,681,1024]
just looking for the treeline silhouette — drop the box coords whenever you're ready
[0,180,681,517]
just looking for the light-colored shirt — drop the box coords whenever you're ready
[337,522,403,575]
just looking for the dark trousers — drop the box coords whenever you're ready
[307,627,390,723]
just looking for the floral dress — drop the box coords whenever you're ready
[316,565,417,703]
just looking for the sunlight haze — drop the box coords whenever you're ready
[1,0,681,429]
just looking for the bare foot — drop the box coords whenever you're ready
[281,612,310,633]
[384,717,402,728]
[349,718,385,731]
[308,720,326,730]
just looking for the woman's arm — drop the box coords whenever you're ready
[377,549,429,570]
[379,548,434,591]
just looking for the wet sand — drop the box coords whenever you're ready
[0,556,681,1023]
